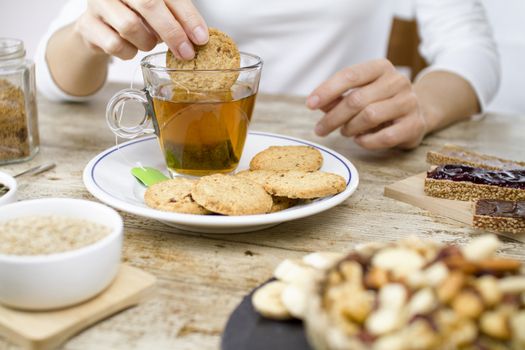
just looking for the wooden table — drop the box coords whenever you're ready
[1,83,524,349]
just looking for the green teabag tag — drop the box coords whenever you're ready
[131,167,169,187]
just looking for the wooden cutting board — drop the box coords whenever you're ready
[0,264,156,350]
[384,172,525,243]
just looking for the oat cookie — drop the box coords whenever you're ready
[270,196,298,213]
[166,28,240,91]
[235,169,276,186]
[144,178,210,215]
[235,170,296,212]
[191,174,273,215]
[250,146,323,172]
[264,171,346,199]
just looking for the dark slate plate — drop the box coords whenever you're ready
[221,281,312,350]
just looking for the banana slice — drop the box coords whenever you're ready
[302,252,344,270]
[252,281,291,320]
[281,283,308,319]
[274,258,315,285]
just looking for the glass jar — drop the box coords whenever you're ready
[0,38,39,164]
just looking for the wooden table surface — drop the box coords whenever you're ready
[1,83,524,349]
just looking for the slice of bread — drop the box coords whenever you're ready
[473,199,525,233]
[426,144,525,170]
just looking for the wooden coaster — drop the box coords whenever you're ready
[0,264,156,350]
[384,172,525,243]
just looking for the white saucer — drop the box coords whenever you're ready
[83,131,359,233]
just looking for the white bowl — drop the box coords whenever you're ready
[0,171,17,206]
[0,198,123,310]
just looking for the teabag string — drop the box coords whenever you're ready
[114,63,147,171]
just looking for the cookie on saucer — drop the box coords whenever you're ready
[264,171,346,199]
[250,146,323,172]
[144,178,211,215]
[235,169,275,186]
[270,196,299,213]
[191,174,273,215]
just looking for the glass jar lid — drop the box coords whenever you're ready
[0,38,25,61]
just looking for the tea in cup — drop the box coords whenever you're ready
[106,51,263,177]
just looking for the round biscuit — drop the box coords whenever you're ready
[235,169,276,186]
[191,174,273,215]
[249,146,323,171]
[270,196,299,213]
[166,28,240,91]
[144,178,211,215]
[264,171,346,199]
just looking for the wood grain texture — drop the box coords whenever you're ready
[0,265,155,350]
[0,84,524,349]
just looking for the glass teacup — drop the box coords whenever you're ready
[106,52,263,177]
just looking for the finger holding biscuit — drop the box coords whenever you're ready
[77,0,209,60]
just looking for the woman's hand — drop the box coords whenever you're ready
[307,59,428,150]
[75,0,208,60]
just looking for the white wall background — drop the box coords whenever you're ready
[0,0,68,58]
[0,0,523,113]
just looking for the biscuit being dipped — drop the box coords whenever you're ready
[166,28,240,91]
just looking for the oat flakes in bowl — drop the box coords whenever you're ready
[0,198,123,310]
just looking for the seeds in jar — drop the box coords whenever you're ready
[0,79,32,161]
[0,216,112,255]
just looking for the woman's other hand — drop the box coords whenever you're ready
[307,59,428,150]
[75,0,208,60]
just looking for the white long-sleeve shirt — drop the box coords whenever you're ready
[35,0,500,110]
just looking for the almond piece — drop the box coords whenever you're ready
[480,310,511,340]
[437,271,465,303]
[475,275,502,307]
[448,319,478,346]
[372,247,425,278]
[365,267,389,289]
[408,288,437,317]
[302,251,344,270]
[475,258,521,273]
[354,241,387,258]
[510,311,525,344]
[373,333,406,350]
[404,319,440,349]
[424,262,449,287]
[379,283,407,310]
[339,261,363,288]
[338,287,375,324]
[365,308,404,336]
[461,234,500,262]
[443,255,477,274]
[498,276,525,294]
[452,291,484,319]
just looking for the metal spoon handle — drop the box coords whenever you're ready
[14,163,56,178]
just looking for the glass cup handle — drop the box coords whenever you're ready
[105,88,155,139]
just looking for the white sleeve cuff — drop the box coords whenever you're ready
[415,46,500,111]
